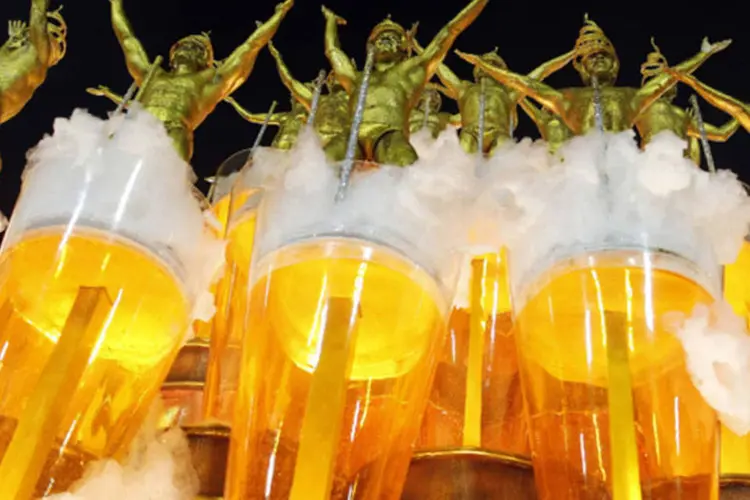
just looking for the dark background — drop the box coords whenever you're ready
[0,0,747,216]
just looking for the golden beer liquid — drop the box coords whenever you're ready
[720,240,750,478]
[203,189,258,423]
[225,238,446,500]
[0,227,189,495]
[515,250,718,499]
[418,250,529,456]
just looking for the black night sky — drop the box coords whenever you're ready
[0,0,747,217]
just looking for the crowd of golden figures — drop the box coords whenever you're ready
[1,0,747,172]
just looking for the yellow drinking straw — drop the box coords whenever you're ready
[0,287,112,500]
[289,298,360,500]
[464,257,487,448]
[605,311,642,499]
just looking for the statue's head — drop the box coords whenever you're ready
[418,83,443,114]
[2,8,66,66]
[473,48,507,82]
[640,38,676,101]
[368,16,410,63]
[170,32,214,71]
[573,15,619,85]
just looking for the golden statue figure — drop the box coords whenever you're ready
[666,68,750,135]
[518,97,573,153]
[456,16,731,137]
[635,39,738,164]
[322,0,488,167]
[0,0,66,124]
[408,83,457,138]
[224,92,310,151]
[413,40,574,155]
[265,41,350,160]
[90,0,294,161]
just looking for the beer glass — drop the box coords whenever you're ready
[416,249,529,453]
[507,133,725,499]
[203,148,265,425]
[225,158,454,500]
[0,110,221,496]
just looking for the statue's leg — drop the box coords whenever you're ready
[374,131,418,167]
[459,130,479,155]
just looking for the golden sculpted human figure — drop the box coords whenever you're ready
[635,39,738,164]
[456,16,731,137]
[413,41,574,155]
[408,83,456,138]
[322,0,488,166]
[92,0,293,161]
[666,68,750,135]
[0,0,66,124]
[224,93,309,151]
[265,41,350,160]
[518,98,573,153]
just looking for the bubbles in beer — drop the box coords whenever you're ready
[47,402,199,500]
[12,106,225,324]
[670,301,750,436]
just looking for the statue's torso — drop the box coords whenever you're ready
[140,70,215,130]
[315,90,349,135]
[634,99,689,143]
[460,81,514,136]
[409,109,447,137]
[0,45,46,124]
[356,62,425,132]
[273,109,307,149]
[561,85,638,134]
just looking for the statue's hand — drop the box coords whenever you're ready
[455,49,478,64]
[276,0,293,14]
[86,85,109,96]
[321,6,346,25]
[701,37,732,54]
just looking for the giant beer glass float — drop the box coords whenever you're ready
[0,108,222,497]
[506,132,728,499]
[223,124,457,499]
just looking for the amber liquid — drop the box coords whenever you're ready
[418,251,529,456]
[515,250,718,499]
[720,240,750,478]
[0,227,190,495]
[225,238,446,500]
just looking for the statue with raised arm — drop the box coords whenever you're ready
[266,41,350,160]
[0,0,66,124]
[665,68,750,136]
[224,92,309,150]
[635,39,738,164]
[95,0,293,161]
[408,83,456,138]
[322,0,488,167]
[457,16,731,137]
[413,39,573,155]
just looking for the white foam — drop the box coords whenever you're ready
[669,301,750,435]
[48,400,199,500]
[4,107,226,323]
[477,130,750,304]
[253,126,476,295]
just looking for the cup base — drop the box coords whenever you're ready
[722,476,750,499]
[184,424,230,497]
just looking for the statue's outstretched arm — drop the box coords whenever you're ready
[457,49,566,118]
[268,41,313,110]
[216,0,294,96]
[633,37,731,117]
[224,96,282,125]
[321,6,357,93]
[688,117,740,142]
[412,38,462,100]
[671,71,750,133]
[110,0,151,82]
[29,0,50,63]
[86,85,124,106]
[416,0,489,77]
[526,49,574,82]
[518,97,544,129]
